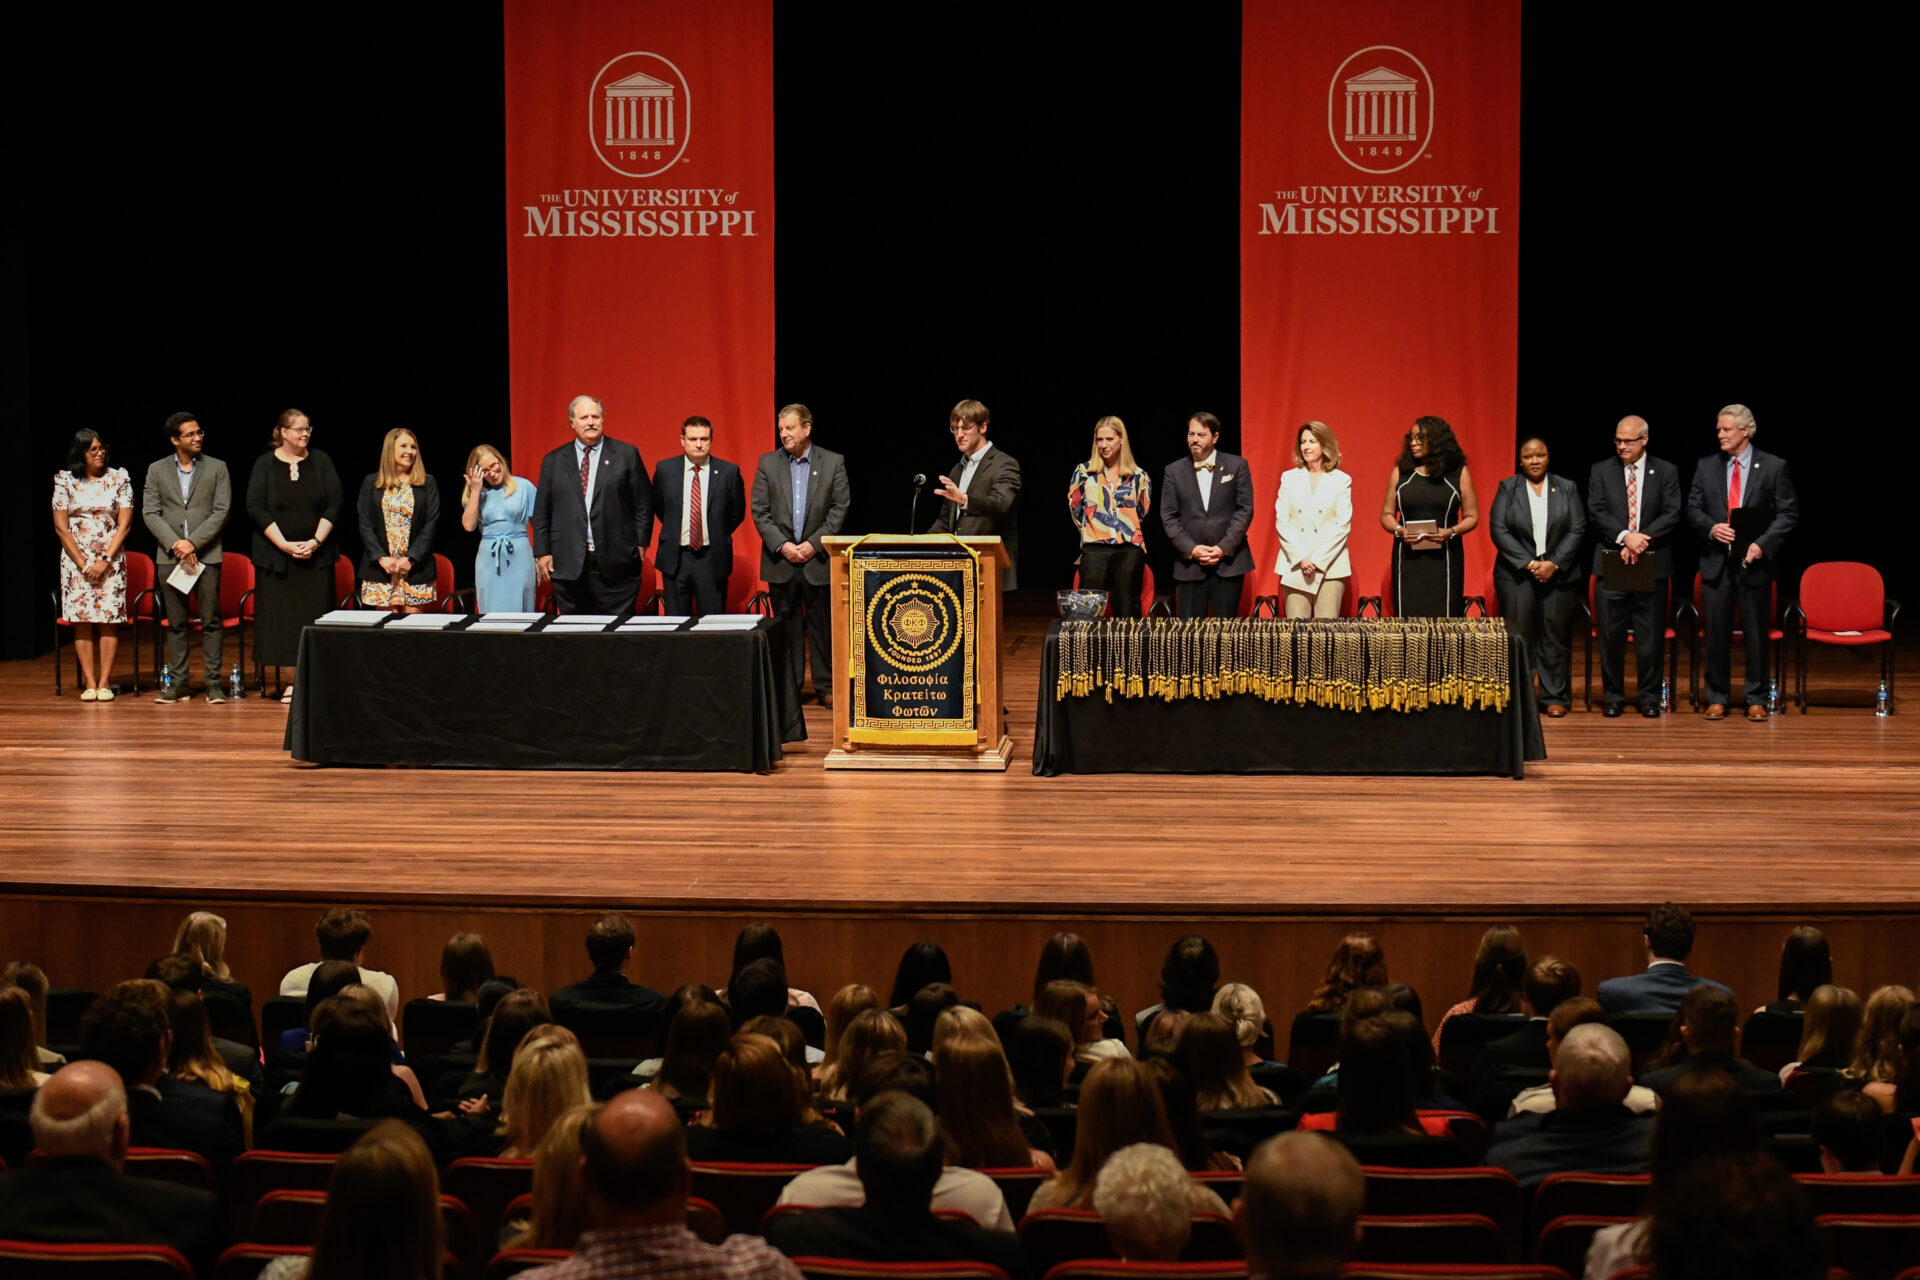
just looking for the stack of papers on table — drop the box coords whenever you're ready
[386,613,463,630]
[315,609,388,627]
[466,615,538,633]
[544,614,619,633]
[691,613,764,631]
[620,615,690,630]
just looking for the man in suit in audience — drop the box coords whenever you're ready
[929,398,1022,589]
[764,1091,1030,1276]
[141,411,232,701]
[1595,902,1731,1016]
[533,393,656,616]
[278,906,400,1027]
[0,1061,224,1274]
[1685,403,1798,721]
[1470,955,1581,1107]
[752,403,851,705]
[77,980,243,1168]
[654,415,746,617]
[1234,1131,1364,1280]
[1636,987,1796,1107]
[1587,414,1683,716]
[1161,412,1255,617]
[1484,1024,1655,1193]
[550,913,668,1025]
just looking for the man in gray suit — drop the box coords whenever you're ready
[929,399,1021,589]
[141,412,231,702]
[752,403,851,707]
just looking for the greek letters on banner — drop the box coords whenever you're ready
[1241,0,1519,604]
[849,548,978,747]
[504,0,772,602]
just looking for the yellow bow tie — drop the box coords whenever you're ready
[1196,460,1216,471]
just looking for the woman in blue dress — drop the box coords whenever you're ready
[461,444,540,611]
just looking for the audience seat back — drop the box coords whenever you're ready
[1532,1215,1630,1276]
[551,1002,665,1061]
[1530,1173,1648,1232]
[259,997,308,1053]
[1040,1265,1249,1280]
[0,1240,194,1279]
[689,1162,818,1237]
[121,1147,218,1193]
[1287,1011,1344,1082]
[1800,1175,1920,1217]
[246,1190,481,1277]
[979,1167,1052,1220]
[1741,1010,1805,1073]
[1817,1213,1920,1280]
[0,1089,40,1169]
[1351,1214,1505,1265]
[401,998,480,1057]
[441,1157,534,1254]
[204,993,258,1050]
[1437,1014,1529,1083]
[1363,1167,1525,1245]
[228,1150,339,1240]
[43,988,97,1056]
[1609,1015,1674,1071]
[789,1261,1012,1280]
[1337,1268,1575,1280]
[1017,1208,1238,1276]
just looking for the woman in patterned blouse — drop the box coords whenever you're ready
[1068,415,1152,617]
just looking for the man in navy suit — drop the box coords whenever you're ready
[1595,902,1731,1016]
[77,979,244,1169]
[653,415,745,617]
[1586,415,1683,717]
[1160,412,1254,617]
[532,394,655,615]
[1686,403,1798,721]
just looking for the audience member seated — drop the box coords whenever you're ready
[431,931,495,1002]
[337,983,429,1107]
[79,978,243,1166]
[1778,983,1861,1086]
[1021,932,1121,1042]
[1299,1013,1471,1166]
[437,986,551,1108]
[0,961,67,1068]
[724,922,821,1012]
[1485,1023,1653,1192]
[279,906,401,1026]
[764,1091,1030,1278]
[551,912,668,1023]
[1813,1088,1887,1173]
[1139,1009,1192,1062]
[684,1032,852,1164]
[1213,982,1303,1101]
[1430,923,1527,1052]
[167,988,257,1147]
[1093,1142,1197,1261]
[0,1061,224,1275]
[816,1007,904,1103]
[932,1012,1054,1168]
[1299,983,1423,1096]
[1595,901,1730,1016]
[1470,954,1580,1105]
[1863,1002,1920,1114]
[0,984,53,1087]
[1582,1067,1763,1279]
[172,909,255,1029]
[820,983,881,1061]
[780,1051,1014,1229]
[1646,1152,1823,1280]
[1759,924,1832,1015]
[274,958,361,1059]
[732,958,823,1064]
[1037,978,1129,1065]
[1637,985,1796,1106]
[1135,934,1222,1042]
[1232,1131,1364,1280]
[887,941,953,1011]
[267,1002,442,1160]
[1028,1057,1228,1212]
[506,1102,599,1251]
[257,1119,444,1280]
[741,1014,817,1088]
[147,953,263,1088]
[1507,998,1659,1116]
[519,1090,802,1280]
[903,982,961,1055]
[1144,1056,1243,1170]
[1301,932,1388,1015]
[1180,1011,1278,1108]
[1008,1013,1075,1111]
[473,1024,593,1158]
[620,983,722,1085]
[1849,984,1913,1087]
[649,999,733,1109]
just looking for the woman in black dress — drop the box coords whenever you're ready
[1378,415,1479,617]
[247,408,342,701]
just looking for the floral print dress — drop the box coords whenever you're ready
[52,468,132,622]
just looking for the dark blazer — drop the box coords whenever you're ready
[141,454,231,566]
[765,1205,1031,1280]
[532,436,655,581]
[1485,1103,1655,1193]
[247,449,343,575]
[355,476,441,587]
[1585,454,1682,579]
[1489,473,1585,584]
[1160,452,1255,581]
[1469,1019,1552,1100]
[1638,1050,1797,1108]
[128,1079,245,1168]
[549,970,668,1019]
[0,1157,226,1276]
[1685,448,1799,585]
[751,445,851,587]
[930,445,1023,589]
[684,1122,854,1166]
[1595,963,1732,1016]
[653,454,746,578]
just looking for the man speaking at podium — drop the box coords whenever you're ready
[930,399,1022,589]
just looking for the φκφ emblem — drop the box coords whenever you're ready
[866,575,964,672]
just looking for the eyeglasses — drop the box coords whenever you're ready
[1613,436,1646,446]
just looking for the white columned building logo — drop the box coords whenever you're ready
[1343,66,1418,143]
[1325,46,1434,176]
[604,71,676,149]
[588,52,693,180]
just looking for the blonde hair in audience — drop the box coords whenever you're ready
[1852,985,1914,1082]
[509,1102,598,1251]
[1045,1057,1177,1208]
[1180,1011,1271,1110]
[817,1007,906,1102]
[172,911,232,981]
[502,1025,592,1157]
[1797,985,1862,1067]
[309,1119,443,1280]
[823,983,881,1058]
[931,1005,999,1056]
[0,988,40,1088]
[0,963,52,1049]
[1035,979,1102,1055]
[1212,982,1266,1050]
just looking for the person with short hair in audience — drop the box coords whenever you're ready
[1638,985,1795,1105]
[167,989,255,1147]
[1647,1152,1824,1280]
[1595,901,1730,1015]
[1093,1142,1197,1261]
[280,906,401,1027]
[1813,1089,1887,1173]
[888,941,953,1010]
[1037,978,1129,1066]
[724,922,822,1012]
[1581,1067,1763,1280]
[490,1024,592,1157]
[506,1102,599,1252]
[1779,983,1861,1086]
[1471,954,1581,1106]
[1028,1057,1228,1212]
[934,1028,1055,1169]
[1179,1011,1278,1109]
[1761,925,1832,1014]
[1233,1131,1364,1280]
[1302,932,1387,1014]
[172,909,253,1018]
[1849,984,1914,1087]
[551,912,668,1023]
[1144,1056,1243,1171]
[522,1089,803,1280]
[0,985,53,1086]
[686,1032,852,1164]
[257,1118,444,1280]
[0,1061,224,1275]
[79,978,243,1166]
[0,962,66,1067]
[443,987,553,1108]
[1486,1023,1654,1192]
[1430,924,1526,1052]
[764,1090,1031,1277]
[1507,998,1659,1117]
[817,1006,904,1103]
[1136,933,1221,1040]
[1008,1014,1075,1110]
[1863,1003,1920,1114]
[431,932,494,1002]
[820,982,881,1061]
[903,982,961,1055]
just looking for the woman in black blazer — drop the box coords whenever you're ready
[1489,438,1585,716]
[356,429,441,612]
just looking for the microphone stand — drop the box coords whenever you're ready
[908,474,928,533]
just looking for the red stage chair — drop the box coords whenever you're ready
[1685,571,1785,711]
[154,552,253,694]
[689,1163,819,1237]
[1580,576,1687,712]
[0,1240,194,1278]
[227,1150,339,1239]
[790,1262,1011,1280]
[52,550,157,696]
[1350,1215,1506,1265]
[1818,1213,1920,1280]
[1191,1169,1243,1205]
[432,553,457,609]
[1789,562,1900,713]
[332,555,356,608]
[440,1157,534,1253]
[1362,1167,1524,1243]
[979,1167,1053,1221]
[1532,1215,1629,1276]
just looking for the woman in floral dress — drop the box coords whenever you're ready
[51,429,134,700]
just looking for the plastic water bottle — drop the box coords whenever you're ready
[159,665,173,695]
[230,664,244,701]
[1768,677,1781,714]
[1876,679,1891,717]
[1661,677,1672,711]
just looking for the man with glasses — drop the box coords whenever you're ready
[1586,415,1682,717]
[930,399,1022,589]
[141,412,231,702]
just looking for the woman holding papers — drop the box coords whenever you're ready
[51,428,135,700]
[461,443,539,612]
[248,408,342,702]
[1273,421,1352,618]
[1379,415,1478,618]
[356,429,441,614]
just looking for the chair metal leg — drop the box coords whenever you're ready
[53,621,62,696]
[1584,630,1593,711]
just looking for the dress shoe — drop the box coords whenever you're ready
[818,694,833,710]
[1603,703,1624,718]
[1747,703,1769,722]
[1704,703,1727,720]
[1544,704,1568,718]
[1640,704,1661,718]
[204,686,228,705]
[155,684,187,703]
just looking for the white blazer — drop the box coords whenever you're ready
[1273,467,1353,590]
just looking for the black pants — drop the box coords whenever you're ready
[1595,579,1668,709]
[1176,571,1244,618]
[771,577,832,700]
[1701,568,1773,707]
[1080,544,1146,617]
[663,546,729,617]
[161,562,223,686]
[1495,570,1577,708]
[550,548,642,616]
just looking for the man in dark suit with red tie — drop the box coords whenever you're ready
[1686,403,1798,721]
[532,394,655,615]
[652,415,745,617]
[1160,412,1254,617]
[1586,415,1682,717]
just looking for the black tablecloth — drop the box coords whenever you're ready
[286,618,804,772]
[1032,622,1546,778]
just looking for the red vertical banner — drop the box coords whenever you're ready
[1241,0,1519,607]
[504,0,773,578]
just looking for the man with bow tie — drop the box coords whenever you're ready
[1160,412,1254,617]
[929,399,1022,589]
[1686,403,1797,721]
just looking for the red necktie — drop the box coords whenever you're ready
[1625,464,1639,533]
[1728,459,1741,511]
[579,445,593,499]
[688,466,703,550]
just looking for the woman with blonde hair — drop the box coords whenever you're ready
[816,1006,907,1102]
[505,1102,597,1251]
[1068,415,1152,617]
[461,442,540,611]
[0,963,65,1068]
[0,987,52,1088]
[935,1033,1055,1170]
[821,982,881,1058]
[930,1004,999,1055]
[1027,1057,1226,1213]
[355,427,441,612]
[259,1119,444,1280]
[1851,985,1915,1084]
[498,1024,592,1156]
[1781,984,1862,1084]
[1037,979,1129,1064]
[172,910,254,1027]
[1274,420,1352,617]
[168,990,254,1146]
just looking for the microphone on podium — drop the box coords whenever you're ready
[909,474,929,533]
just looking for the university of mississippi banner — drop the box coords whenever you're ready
[1241,0,1519,607]
[504,0,772,598]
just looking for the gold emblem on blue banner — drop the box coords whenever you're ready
[849,553,977,745]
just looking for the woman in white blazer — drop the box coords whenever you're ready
[1273,421,1352,618]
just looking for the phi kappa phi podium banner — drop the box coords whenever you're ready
[1241,0,1519,609]
[504,0,772,601]
[849,546,979,747]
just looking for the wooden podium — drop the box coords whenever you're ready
[822,534,1013,771]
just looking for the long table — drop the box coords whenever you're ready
[1032,621,1546,778]
[285,618,804,772]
